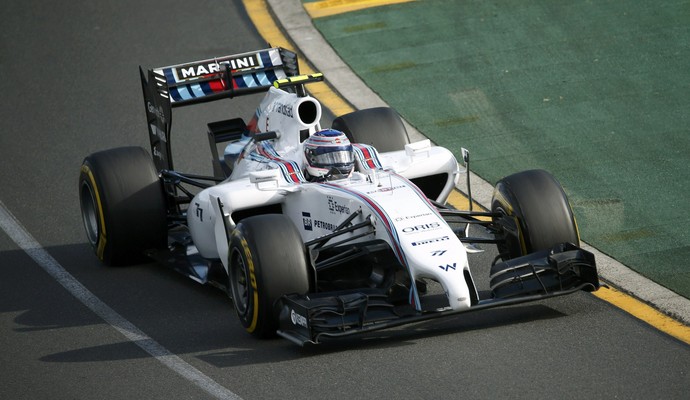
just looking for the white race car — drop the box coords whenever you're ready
[78,48,599,345]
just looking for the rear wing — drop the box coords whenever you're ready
[140,47,300,171]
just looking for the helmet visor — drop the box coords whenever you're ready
[311,149,354,167]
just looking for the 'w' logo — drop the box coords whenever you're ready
[438,263,456,272]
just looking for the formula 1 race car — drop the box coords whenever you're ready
[78,47,600,345]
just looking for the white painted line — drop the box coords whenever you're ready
[0,201,242,400]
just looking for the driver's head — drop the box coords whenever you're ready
[303,129,354,180]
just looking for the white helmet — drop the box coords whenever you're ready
[303,129,354,180]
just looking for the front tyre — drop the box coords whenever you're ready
[79,146,167,266]
[228,214,310,338]
[491,169,579,260]
[489,170,593,298]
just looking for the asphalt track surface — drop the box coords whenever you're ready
[1,1,689,399]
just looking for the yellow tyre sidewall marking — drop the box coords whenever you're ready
[80,164,107,260]
[239,236,260,333]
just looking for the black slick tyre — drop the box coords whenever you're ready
[79,146,167,266]
[489,170,585,298]
[491,169,579,260]
[331,107,410,152]
[228,214,310,338]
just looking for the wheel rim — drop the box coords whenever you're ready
[80,181,99,247]
[230,248,249,316]
[493,204,527,259]
[492,205,510,257]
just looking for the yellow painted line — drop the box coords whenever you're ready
[594,286,690,345]
[242,0,690,343]
[242,0,354,117]
[304,0,416,18]
[447,189,490,220]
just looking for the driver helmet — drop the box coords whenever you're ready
[303,129,354,180]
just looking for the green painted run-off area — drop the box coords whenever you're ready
[310,0,690,297]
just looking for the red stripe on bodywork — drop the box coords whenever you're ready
[354,144,378,169]
[208,79,225,92]
[256,145,303,183]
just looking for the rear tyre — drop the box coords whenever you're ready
[491,169,579,260]
[228,214,310,338]
[79,146,167,266]
[332,107,410,152]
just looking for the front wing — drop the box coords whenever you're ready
[277,244,599,346]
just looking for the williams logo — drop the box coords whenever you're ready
[439,263,457,272]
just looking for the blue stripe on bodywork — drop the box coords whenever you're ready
[265,69,278,84]
[176,85,193,100]
[163,68,176,84]
[190,83,205,98]
[259,50,272,67]
[234,76,247,89]
[169,87,183,102]
[200,81,212,95]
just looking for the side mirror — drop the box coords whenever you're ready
[252,131,279,142]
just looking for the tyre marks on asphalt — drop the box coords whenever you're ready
[0,201,242,400]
